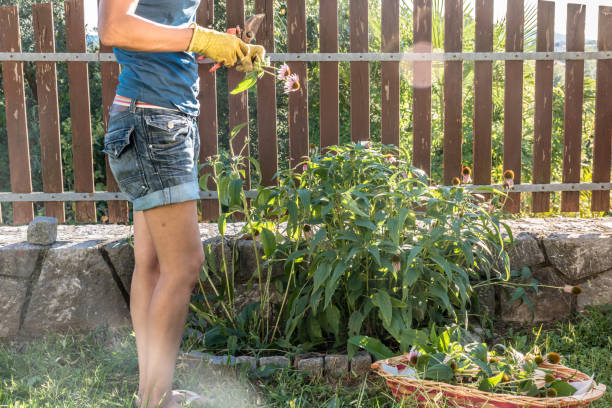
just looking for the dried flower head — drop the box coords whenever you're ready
[452,177,461,187]
[391,254,401,272]
[544,373,556,384]
[502,373,510,382]
[546,388,558,398]
[534,355,544,365]
[503,169,515,180]
[277,63,291,80]
[302,224,314,239]
[449,360,458,371]
[563,285,582,296]
[546,352,562,365]
[284,74,301,94]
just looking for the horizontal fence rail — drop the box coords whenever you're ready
[3,51,612,62]
[0,0,611,225]
[2,183,611,202]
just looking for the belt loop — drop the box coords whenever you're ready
[129,97,137,113]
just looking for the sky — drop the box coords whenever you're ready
[85,0,607,41]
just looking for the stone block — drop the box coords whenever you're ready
[543,234,612,281]
[500,266,573,323]
[577,270,612,310]
[237,239,263,282]
[103,239,134,291]
[235,356,257,369]
[508,233,545,271]
[0,278,28,337]
[21,244,131,334]
[325,354,349,378]
[475,286,496,315]
[350,352,372,376]
[258,356,290,368]
[296,356,324,376]
[27,216,58,245]
[205,355,236,366]
[0,242,44,279]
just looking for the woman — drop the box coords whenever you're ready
[98,1,264,407]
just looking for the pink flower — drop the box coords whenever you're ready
[385,156,398,165]
[463,174,472,183]
[284,74,301,94]
[401,172,408,179]
[503,178,514,188]
[277,63,291,80]
[407,350,421,365]
[302,164,308,172]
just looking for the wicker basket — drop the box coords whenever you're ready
[372,354,607,408]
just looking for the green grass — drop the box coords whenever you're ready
[1,306,610,407]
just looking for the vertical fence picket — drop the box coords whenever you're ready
[288,0,308,169]
[98,0,127,224]
[532,0,555,213]
[592,6,612,212]
[412,0,432,176]
[443,0,463,185]
[503,0,524,213]
[319,0,339,150]
[197,0,219,221]
[66,0,96,222]
[0,6,33,225]
[381,0,400,147]
[33,3,65,222]
[562,4,585,213]
[473,0,493,188]
[227,0,250,188]
[255,0,277,186]
[350,0,369,142]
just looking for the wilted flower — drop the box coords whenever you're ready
[407,350,421,365]
[533,369,548,389]
[391,254,401,272]
[302,224,314,239]
[546,388,558,398]
[563,285,582,296]
[462,166,472,184]
[452,177,461,187]
[449,360,458,371]
[546,352,562,365]
[277,63,291,80]
[284,74,300,94]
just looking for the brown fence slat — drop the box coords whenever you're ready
[227,0,250,187]
[197,0,219,221]
[319,0,339,150]
[412,0,432,176]
[99,41,127,223]
[255,0,277,186]
[381,0,400,147]
[592,6,612,212]
[443,0,463,185]
[0,6,34,225]
[532,0,555,213]
[503,0,524,213]
[350,0,369,142]
[473,0,493,187]
[33,3,65,222]
[288,0,309,169]
[66,0,96,222]
[561,4,586,212]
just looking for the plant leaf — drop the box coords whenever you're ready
[348,335,394,360]
[261,228,276,257]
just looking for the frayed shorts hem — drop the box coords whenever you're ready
[132,181,200,211]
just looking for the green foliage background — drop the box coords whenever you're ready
[0,0,601,223]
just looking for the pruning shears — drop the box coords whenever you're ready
[198,14,266,73]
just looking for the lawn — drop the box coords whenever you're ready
[0,306,610,407]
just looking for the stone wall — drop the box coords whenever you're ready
[1,218,611,337]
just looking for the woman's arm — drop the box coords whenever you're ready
[98,0,193,51]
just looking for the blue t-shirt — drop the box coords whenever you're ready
[113,0,201,116]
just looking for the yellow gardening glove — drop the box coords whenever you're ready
[188,23,249,68]
[236,44,266,72]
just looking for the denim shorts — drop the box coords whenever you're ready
[102,101,200,211]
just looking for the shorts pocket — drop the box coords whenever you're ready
[145,113,191,149]
[103,126,134,159]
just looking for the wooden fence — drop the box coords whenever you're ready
[0,0,611,225]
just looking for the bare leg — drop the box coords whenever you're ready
[131,210,161,405]
[140,200,204,408]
